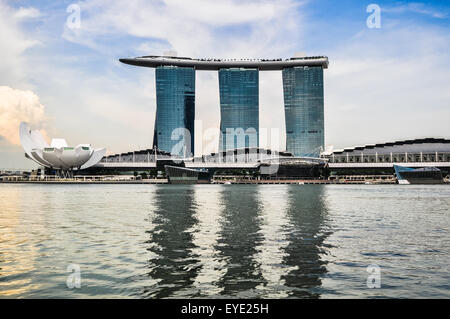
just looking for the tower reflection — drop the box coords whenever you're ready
[215,186,266,297]
[139,184,331,298]
[142,186,201,298]
[281,185,331,298]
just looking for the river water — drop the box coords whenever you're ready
[0,184,448,298]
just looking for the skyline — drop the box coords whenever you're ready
[1,0,450,168]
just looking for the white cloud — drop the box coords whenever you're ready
[164,0,277,26]
[13,7,42,19]
[383,2,448,19]
[65,0,304,57]
[325,26,450,148]
[0,1,41,86]
[0,86,48,146]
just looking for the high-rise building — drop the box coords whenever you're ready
[120,55,328,157]
[283,66,324,157]
[218,68,259,151]
[154,66,195,157]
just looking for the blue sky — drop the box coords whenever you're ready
[1,0,450,168]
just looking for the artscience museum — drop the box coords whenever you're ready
[19,122,106,176]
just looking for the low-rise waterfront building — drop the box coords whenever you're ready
[322,138,450,177]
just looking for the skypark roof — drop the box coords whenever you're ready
[119,55,329,70]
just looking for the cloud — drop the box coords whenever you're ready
[0,1,41,86]
[0,86,48,146]
[13,7,42,19]
[383,2,448,19]
[64,0,304,57]
[325,26,450,148]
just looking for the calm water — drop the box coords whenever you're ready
[0,184,448,298]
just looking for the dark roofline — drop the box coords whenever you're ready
[330,138,450,154]
[104,148,172,159]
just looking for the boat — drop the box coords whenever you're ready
[393,165,444,185]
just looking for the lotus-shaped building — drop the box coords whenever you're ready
[19,122,106,172]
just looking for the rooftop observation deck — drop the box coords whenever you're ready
[119,55,329,70]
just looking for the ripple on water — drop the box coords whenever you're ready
[0,184,449,298]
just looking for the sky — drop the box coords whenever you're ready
[0,0,449,169]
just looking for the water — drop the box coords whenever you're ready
[0,184,448,298]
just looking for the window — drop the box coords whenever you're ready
[219,68,259,151]
[154,66,195,156]
[282,66,324,157]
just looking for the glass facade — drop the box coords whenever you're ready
[154,66,195,157]
[218,68,259,151]
[283,66,324,157]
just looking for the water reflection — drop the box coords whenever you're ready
[215,186,266,297]
[0,186,39,297]
[142,186,201,298]
[190,186,226,297]
[139,185,331,298]
[2,184,448,298]
[281,185,331,298]
[255,186,292,298]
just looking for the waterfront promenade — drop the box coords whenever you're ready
[1,174,448,185]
